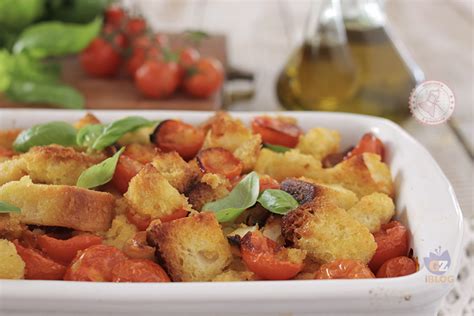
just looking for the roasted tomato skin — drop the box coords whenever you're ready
[240,231,303,280]
[13,241,66,280]
[64,245,128,282]
[151,120,205,161]
[376,256,417,278]
[197,147,243,179]
[251,116,302,148]
[126,209,151,231]
[315,259,374,279]
[345,133,385,161]
[37,234,103,265]
[259,175,280,192]
[369,221,409,272]
[111,155,144,194]
[111,259,170,282]
[122,231,155,260]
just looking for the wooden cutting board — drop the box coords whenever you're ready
[0,34,227,111]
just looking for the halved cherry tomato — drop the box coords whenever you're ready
[315,259,374,279]
[197,147,242,179]
[64,245,128,282]
[369,221,409,272]
[122,232,155,260]
[111,259,170,282]
[135,60,180,98]
[13,241,66,280]
[37,234,103,265]
[0,146,14,159]
[123,143,157,164]
[259,175,280,192]
[105,5,126,28]
[376,256,417,278]
[151,120,205,160]
[111,155,144,194]
[158,208,189,223]
[125,17,147,38]
[345,133,385,161]
[126,209,152,231]
[183,57,224,98]
[251,116,302,148]
[240,231,303,280]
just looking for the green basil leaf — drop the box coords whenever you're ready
[13,121,77,153]
[6,79,84,109]
[76,124,105,148]
[91,116,154,150]
[203,172,260,223]
[257,189,299,215]
[76,147,124,189]
[13,17,101,58]
[263,143,292,153]
[0,201,21,213]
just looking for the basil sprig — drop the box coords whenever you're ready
[263,143,291,153]
[76,147,124,189]
[76,124,105,148]
[203,172,260,223]
[0,201,21,213]
[13,121,77,153]
[257,189,299,215]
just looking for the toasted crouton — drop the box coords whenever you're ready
[233,134,262,172]
[0,213,24,239]
[0,239,25,279]
[125,164,191,220]
[186,173,231,210]
[21,145,103,185]
[282,201,376,264]
[212,269,256,282]
[254,149,323,182]
[103,214,138,250]
[73,113,101,129]
[320,153,394,197]
[0,176,115,232]
[151,151,200,193]
[0,128,22,150]
[0,158,26,186]
[147,212,232,281]
[296,128,341,160]
[347,193,395,233]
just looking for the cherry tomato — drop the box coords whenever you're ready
[111,155,144,194]
[259,175,280,192]
[180,47,200,68]
[197,147,243,179]
[0,146,14,159]
[123,143,157,164]
[376,256,417,278]
[111,259,170,282]
[369,221,409,272]
[122,231,155,260]
[158,208,189,223]
[183,57,224,98]
[64,245,128,282]
[125,17,147,38]
[80,35,124,77]
[37,234,103,265]
[151,120,205,160]
[126,209,151,231]
[345,133,385,161]
[315,259,375,279]
[135,60,180,98]
[240,231,304,280]
[105,5,126,28]
[251,116,302,148]
[13,241,66,280]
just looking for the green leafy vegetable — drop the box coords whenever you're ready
[76,147,124,189]
[47,0,111,24]
[257,189,299,215]
[0,201,21,213]
[203,172,260,223]
[91,116,154,151]
[76,124,105,148]
[13,121,77,152]
[13,17,101,58]
[0,0,44,31]
[263,143,292,153]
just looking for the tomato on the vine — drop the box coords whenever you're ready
[125,17,147,38]
[183,57,224,98]
[105,6,126,28]
[135,60,180,98]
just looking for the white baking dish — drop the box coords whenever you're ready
[0,109,463,316]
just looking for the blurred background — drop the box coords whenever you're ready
[0,0,473,314]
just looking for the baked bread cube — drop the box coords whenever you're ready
[296,128,340,160]
[21,145,103,185]
[0,176,115,232]
[282,201,376,264]
[103,214,138,250]
[347,192,395,233]
[0,157,26,186]
[151,151,200,193]
[147,212,232,281]
[73,113,101,129]
[0,213,24,239]
[321,153,394,197]
[186,173,231,211]
[0,239,25,279]
[212,269,257,282]
[254,149,323,182]
[125,164,191,220]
